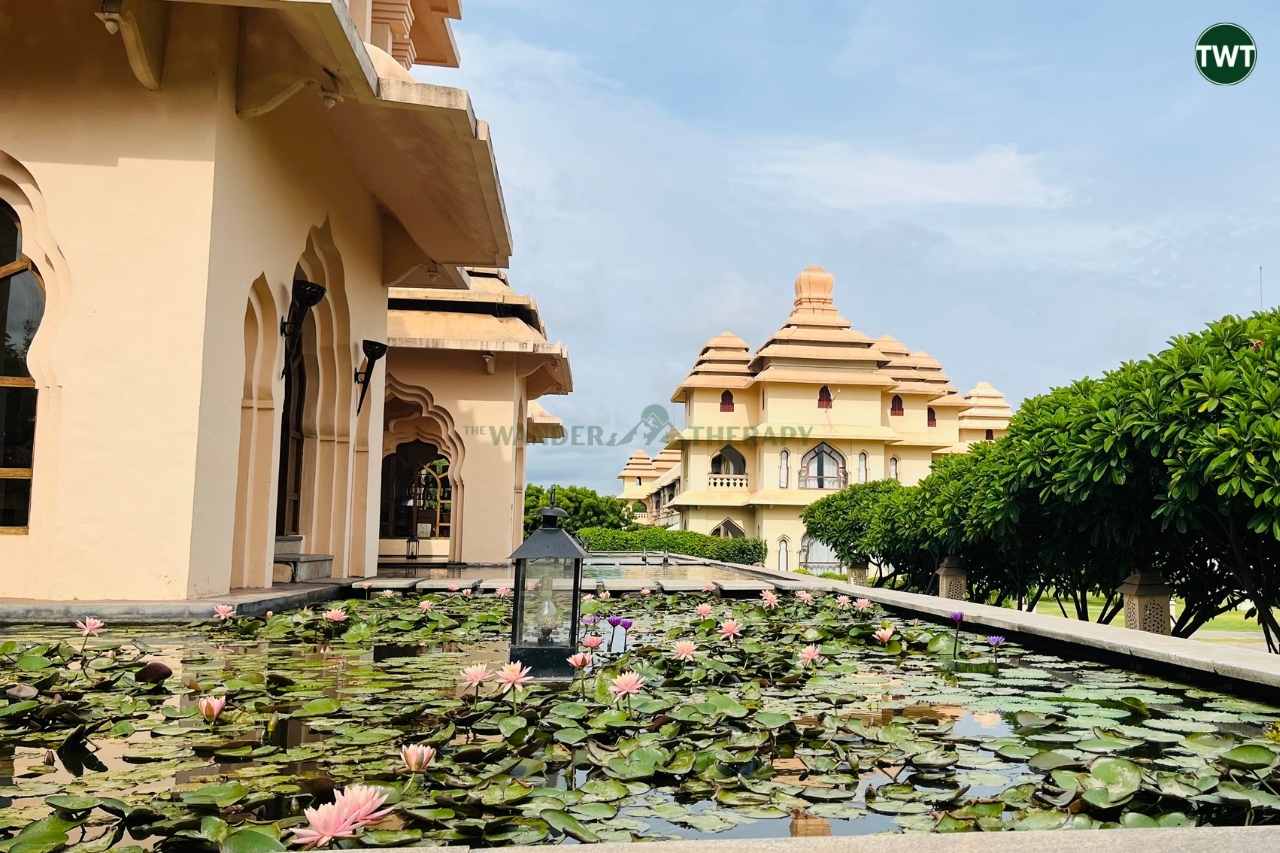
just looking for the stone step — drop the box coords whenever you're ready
[272,553,333,584]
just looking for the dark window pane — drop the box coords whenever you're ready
[0,203,18,264]
[1,270,43,378]
[0,387,36,468]
[0,477,30,527]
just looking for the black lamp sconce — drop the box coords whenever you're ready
[279,279,326,377]
[354,339,388,414]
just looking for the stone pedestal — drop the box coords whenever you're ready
[846,563,869,585]
[1119,572,1172,635]
[936,556,967,601]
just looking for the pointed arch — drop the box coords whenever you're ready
[710,444,746,475]
[800,442,846,489]
[890,394,904,416]
[778,448,790,488]
[857,451,868,484]
[888,456,899,481]
[231,274,282,587]
[927,406,937,427]
[777,536,791,572]
[710,518,745,539]
[719,390,734,412]
[817,385,832,409]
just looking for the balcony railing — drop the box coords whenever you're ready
[798,474,848,490]
[707,473,749,490]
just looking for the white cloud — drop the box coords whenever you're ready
[739,142,1070,209]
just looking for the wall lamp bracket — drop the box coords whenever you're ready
[354,339,388,415]
[279,279,326,377]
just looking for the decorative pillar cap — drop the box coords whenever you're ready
[1118,571,1172,596]
[937,555,965,576]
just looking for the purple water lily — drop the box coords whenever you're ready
[619,618,633,630]
[948,611,964,660]
[606,615,623,627]
[582,614,600,627]
[987,635,1006,668]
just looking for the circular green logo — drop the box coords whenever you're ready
[1196,23,1256,85]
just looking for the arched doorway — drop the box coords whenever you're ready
[710,518,745,538]
[710,445,746,475]
[276,267,314,537]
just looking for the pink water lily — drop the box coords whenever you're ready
[377,590,397,599]
[835,595,852,609]
[598,590,612,601]
[798,644,823,667]
[401,743,436,772]
[609,671,645,701]
[333,784,393,828]
[459,664,491,690]
[322,608,348,624]
[212,604,235,621]
[75,617,105,637]
[197,695,226,724]
[567,652,592,670]
[641,587,653,596]
[702,581,716,593]
[290,801,357,848]
[672,640,697,662]
[760,590,780,610]
[495,662,532,694]
[418,599,434,612]
[854,598,872,611]
[462,588,473,598]
[796,590,815,604]
[695,603,713,618]
[582,634,603,650]
[496,586,513,599]
[873,626,895,645]
[719,619,743,642]
[448,583,460,593]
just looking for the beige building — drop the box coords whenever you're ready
[619,265,1011,572]
[0,1,566,600]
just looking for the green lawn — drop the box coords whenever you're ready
[1027,595,1276,638]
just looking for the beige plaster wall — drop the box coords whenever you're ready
[384,348,529,565]
[0,4,387,598]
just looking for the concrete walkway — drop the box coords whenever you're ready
[0,579,354,624]
[354,825,1279,852]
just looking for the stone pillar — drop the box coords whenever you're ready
[846,563,869,585]
[1119,572,1172,635]
[936,556,967,601]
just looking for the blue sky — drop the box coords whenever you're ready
[418,2,1279,493]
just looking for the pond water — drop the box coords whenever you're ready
[0,591,1278,851]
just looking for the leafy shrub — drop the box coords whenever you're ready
[576,526,766,565]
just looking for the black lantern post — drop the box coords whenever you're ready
[508,506,586,679]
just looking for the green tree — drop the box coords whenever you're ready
[523,484,634,536]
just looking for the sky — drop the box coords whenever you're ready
[416,2,1280,494]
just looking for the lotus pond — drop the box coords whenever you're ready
[2,590,1280,852]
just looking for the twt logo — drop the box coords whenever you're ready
[1196,23,1256,85]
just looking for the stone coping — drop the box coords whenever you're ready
[352,825,1280,852]
[0,581,352,624]
[712,559,1280,701]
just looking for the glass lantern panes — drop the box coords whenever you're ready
[515,557,575,647]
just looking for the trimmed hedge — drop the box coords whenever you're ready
[576,526,765,566]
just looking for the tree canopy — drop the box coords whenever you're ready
[523,484,634,536]
[802,309,1280,649]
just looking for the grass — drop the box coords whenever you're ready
[1027,594,1277,639]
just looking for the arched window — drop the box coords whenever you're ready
[710,445,746,475]
[0,202,44,530]
[778,449,790,488]
[927,407,937,427]
[985,429,994,441]
[800,443,846,489]
[857,451,868,484]
[817,385,832,409]
[889,456,899,481]
[719,390,734,412]
[890,394,904,416]
[801,535,839,572]
[777,537,790,572]
[711,518,745,539]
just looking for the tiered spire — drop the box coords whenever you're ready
[670,331,753,401]
[958,381,1014,430]
[748,266,891,386]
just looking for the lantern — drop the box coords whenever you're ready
[508,506,586,679]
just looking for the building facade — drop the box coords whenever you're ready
[619,265,1011,572]
[0,1,564,599]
